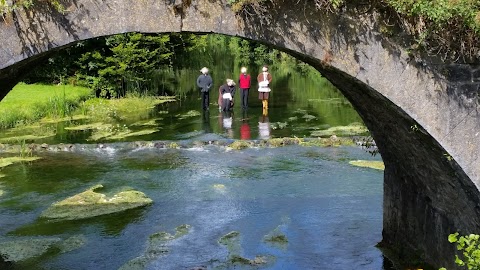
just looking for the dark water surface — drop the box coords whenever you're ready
[0,144,385,270]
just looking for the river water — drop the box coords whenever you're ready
[0,64,389,269]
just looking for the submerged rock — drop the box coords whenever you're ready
[119,224,191,270]
[218,231,273,267]
[0,235,86,263]
[228,140,252,150]
[40,184,153,221]
[349,160,385,170]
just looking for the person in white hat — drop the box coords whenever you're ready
[196,67,213,110]
[219,79,236,112]
[257,65,272,114]
[238,66,251,110]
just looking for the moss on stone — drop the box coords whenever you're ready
[228,140,252,150]
[229,255,268,266]
[167,142,180,149]
[120,224,191,270]
[0,156,41,168]
[349,160,385,170]
[264,234,288,244]
[40,185,153,221]
[57,235,87,254]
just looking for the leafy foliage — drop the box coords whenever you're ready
[441,233,480,270]
[386,0,480,61]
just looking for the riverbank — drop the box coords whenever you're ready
[0,83,92,129]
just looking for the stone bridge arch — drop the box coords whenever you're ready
[1,0,480,268]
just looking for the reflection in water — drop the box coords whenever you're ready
[259,114,271,140]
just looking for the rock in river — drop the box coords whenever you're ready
[40,184,153,221]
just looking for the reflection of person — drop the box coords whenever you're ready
[240,120,251,140]
[238,67,251,110]
[202,110,211,133]
[258,114,271,140]
[219,79,236,112]
[257,65,272,112]
[221,111,234,138]
[196,67,213,110]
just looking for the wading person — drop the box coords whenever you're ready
[257,65,272,114]
[238,67,251,110]
[220,79,236,112]
[196,67,213,110]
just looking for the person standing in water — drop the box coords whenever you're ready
[196,67,213,110]
[257,65,272,114]
[219,79,236,112]
[238,67,251,110]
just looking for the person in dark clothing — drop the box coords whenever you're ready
[196,67,213,110]
[238,67,251,110]
[219,79,236,112]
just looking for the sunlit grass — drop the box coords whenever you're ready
[0,83,92,128]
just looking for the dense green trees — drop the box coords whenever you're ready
[25,33,319,97]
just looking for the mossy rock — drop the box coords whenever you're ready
[264,234,288,244]
[40,185,153,221]
[349,160,385,171]
[229,255,269,266]
[228,140,252,150]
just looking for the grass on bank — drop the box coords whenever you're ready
[0,83,92,129]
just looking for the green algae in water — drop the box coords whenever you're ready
[0,156,41,168]
[119,224,191,270]
[64,122,109,131]
[349,160,385,171]
[130,119,162,127]
[311,122,369,137]
[107,129,159,140]
[0,134,55,143]
[40,114,90,124]
[40,184,153,221]
[218,231,273,267]
[176,110,201,119]
[0,235,87,263]
[0,238,62,262]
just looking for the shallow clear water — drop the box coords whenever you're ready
[0,144,386,269]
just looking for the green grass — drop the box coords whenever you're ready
[0,83,92,129]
